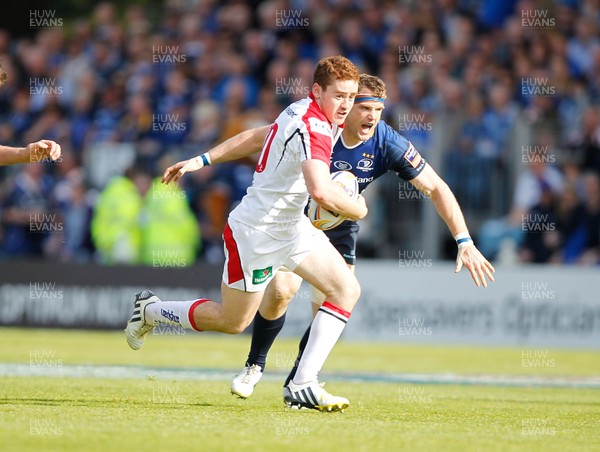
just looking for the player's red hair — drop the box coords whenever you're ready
[313,56,359,91]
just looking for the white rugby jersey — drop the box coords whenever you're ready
[229,93,342,239]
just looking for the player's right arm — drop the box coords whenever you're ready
[302,159,367,221]
[0,140,62,166]
[162,125,270,184]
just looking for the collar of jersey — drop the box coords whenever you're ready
[340,133,365,149]
[308,92,334,127]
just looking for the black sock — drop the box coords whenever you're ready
[284,325,311,386]
[245,311,286,372]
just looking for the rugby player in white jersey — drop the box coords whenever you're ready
[125,55,365,412]
[160,74,495,405]
[0,62,61,166]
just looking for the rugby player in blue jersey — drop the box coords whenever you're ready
[163,74,494,406]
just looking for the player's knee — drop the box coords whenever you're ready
[338,274,360,300]
[345,278,361,302]
[269,273,300,305]
[272,286,296,305]
[324,276,360,304]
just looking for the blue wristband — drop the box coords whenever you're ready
[200,153,211,167]
[456,237,472,245]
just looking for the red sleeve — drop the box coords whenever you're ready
[307,131,331,164]
[301,116,333,164]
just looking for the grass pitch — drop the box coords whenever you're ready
[0,328,599,451]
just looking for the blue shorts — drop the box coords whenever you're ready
[324,220,359,265]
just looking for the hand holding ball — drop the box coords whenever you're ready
[308,171,359,230]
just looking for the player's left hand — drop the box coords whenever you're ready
[454,243,495,287]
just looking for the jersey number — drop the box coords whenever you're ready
[256,123,278,173]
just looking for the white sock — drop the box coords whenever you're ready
[144,299,209,331]
[292,301,351,384]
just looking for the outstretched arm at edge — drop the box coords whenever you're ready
[0,140,62,166]
[410,164,495,287]
[162,125,271,184]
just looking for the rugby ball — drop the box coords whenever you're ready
[308,171,358,230]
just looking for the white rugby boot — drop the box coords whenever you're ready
[231,364,263,398]
[283,380,349,412]
[124,290,160,350]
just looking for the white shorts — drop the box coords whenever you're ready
[222,216,329,292]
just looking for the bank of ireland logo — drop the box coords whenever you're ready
[334,161,352,171]
[252,266,273,284]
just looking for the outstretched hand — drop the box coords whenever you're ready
[455,243,495,287]
[161,158,202,185]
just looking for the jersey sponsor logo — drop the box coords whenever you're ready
[357,176,374,184]
[333,160,352,171]
[307,117,331,137]
[404,143,422,169]
[357,158,374,172]
[285,106,298,117]
[252,266,273,285]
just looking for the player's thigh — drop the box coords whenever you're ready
[223,219,290,293]
[220,282,264,333]
[261,268,303,315]
[292,241,360,310]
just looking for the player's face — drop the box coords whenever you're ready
[344,90,384,142]
[313,79,358,126]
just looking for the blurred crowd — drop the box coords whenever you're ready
[0,0,599,266]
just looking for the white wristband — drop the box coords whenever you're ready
[196,153,211,168]
[454,231,472,248]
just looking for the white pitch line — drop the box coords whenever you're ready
[0,363,599,389]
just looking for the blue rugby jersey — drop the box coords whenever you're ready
[330,119,426,194]
[322,119,427,244]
